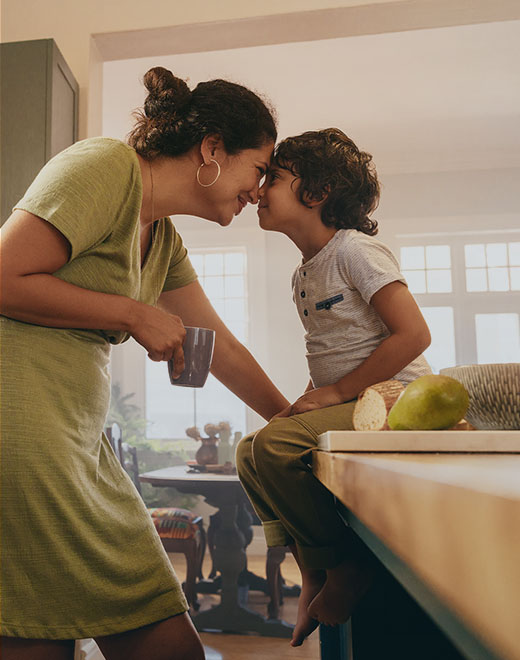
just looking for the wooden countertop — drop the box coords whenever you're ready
[313,451,520,660]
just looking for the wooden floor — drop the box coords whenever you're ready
[169,544,320,660]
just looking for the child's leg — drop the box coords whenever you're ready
[307,551,376,627]
[287,543,326,647]
[236,433,325,646]
[250,403,356,567]
[250,403,375,628]
[236,433,294,548]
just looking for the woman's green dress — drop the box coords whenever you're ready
[0,138,197,639]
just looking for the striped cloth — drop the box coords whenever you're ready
[149,508,201,540]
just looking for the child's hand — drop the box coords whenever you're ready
[273,385,344,418]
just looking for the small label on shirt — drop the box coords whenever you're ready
[315,294,344,310]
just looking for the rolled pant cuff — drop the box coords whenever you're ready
[262,520,294,547]
[297,542,349,570]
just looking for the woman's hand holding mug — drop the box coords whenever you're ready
[129,302,186,377]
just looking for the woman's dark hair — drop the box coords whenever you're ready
[274,128,380,235]
[128,67,277,158]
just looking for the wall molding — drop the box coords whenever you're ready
[93,0,520,62]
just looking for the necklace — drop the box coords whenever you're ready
[141,161,155,271]
[146,160,159,298]
[149,160,155,226]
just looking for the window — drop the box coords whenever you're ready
[465,241,520,292]
[401,244,452,294]
[146,247,248,440]
[399,232,520,372]
[190,251,248,343]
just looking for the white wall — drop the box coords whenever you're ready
[378,167,520,249]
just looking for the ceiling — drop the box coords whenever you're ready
[102,19,520,176]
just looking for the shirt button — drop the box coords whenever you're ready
[301,291,306,298]
[304,309,308,316]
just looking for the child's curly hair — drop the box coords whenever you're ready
[273,128,380,235]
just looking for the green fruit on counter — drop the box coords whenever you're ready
[388,374,469,430]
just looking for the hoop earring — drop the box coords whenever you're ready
[196,159,221,187]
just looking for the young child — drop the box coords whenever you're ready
[236,128,432,647]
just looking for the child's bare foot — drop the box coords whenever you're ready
[290,569,326,647]
[307,558,375,626]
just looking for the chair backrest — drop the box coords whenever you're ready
[119,441,143,495]
[105,424,142,495]
[105,422,122,463]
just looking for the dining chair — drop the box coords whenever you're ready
[105,424,206,610]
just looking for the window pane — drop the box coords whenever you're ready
[486,243,507,267]
[401,246,424,270]
[426,245,450,269]
[465,244,486,268]
[204,253,224,275]
[426,269,452,293]
[509,242,520,266]
[466,268,487,292]
[488,267,509,292]
[225,252,245,275]
[146,360,196,438]
[203,276,225,298]
[475,313,520,363]
[510,267,520,291]
[403,269,426,293]
[225,275,245,298]
[420,307,456,373]
[190,254,204,275]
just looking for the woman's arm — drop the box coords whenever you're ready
[276,281,431,416]
[0,210,187,369]
[158,281,290,421]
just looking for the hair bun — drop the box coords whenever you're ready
[142,67,191,118]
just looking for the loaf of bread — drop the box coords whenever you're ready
[353,380,405,431]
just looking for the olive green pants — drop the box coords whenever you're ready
[236,400,366,570]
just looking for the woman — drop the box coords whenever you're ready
[0,67,289,660]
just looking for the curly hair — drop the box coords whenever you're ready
[128,67,277,159]
[273,128,380,235]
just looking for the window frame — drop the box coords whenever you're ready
[397,230,520,367]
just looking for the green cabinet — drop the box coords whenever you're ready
[1,38,79,224]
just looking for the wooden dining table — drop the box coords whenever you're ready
[313,446,520,660]
[139,465,294,637]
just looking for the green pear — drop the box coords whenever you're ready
[388,375,469,430]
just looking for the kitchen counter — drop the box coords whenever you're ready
[313,450,520,660]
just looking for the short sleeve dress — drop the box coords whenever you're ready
[0,137,197,639]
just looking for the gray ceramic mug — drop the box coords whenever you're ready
[168,326,215,388]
